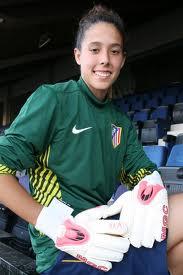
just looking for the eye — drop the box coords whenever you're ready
[111,49,121,55]
[90,48,99,54]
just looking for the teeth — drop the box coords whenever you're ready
[95,71,110,77]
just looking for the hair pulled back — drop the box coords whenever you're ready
[75,4,126,51]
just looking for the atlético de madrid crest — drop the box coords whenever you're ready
[112,124,122,148]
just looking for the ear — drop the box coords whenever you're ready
[120,52,126,69]
[74,48,81,65]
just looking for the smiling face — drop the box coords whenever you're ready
[74,22,126,101]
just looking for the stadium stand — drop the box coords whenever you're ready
[112,82,183,196]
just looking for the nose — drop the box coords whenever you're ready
[100,50,110,65]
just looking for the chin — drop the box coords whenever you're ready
[93,81,111,90]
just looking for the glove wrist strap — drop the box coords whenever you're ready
[35,198,73,241]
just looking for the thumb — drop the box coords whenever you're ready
[103,192,130,219]
[75,205,109,223]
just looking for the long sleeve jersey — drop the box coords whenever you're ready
[0,77,156,273]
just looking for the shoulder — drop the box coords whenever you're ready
[26,79,80,106]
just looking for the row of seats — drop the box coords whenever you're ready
[143,142,183,168]
[114,83,183,112]
[127,102,183,146]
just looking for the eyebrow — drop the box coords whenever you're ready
[88,42,122,48]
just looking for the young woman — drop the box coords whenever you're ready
[0,4,181,275]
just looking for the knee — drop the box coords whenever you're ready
[167,194,183,250]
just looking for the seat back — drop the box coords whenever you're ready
[143,145,168,167]
[166,144,183,166]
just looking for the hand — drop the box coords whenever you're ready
[35,199,130,272]
[103,171,168,248]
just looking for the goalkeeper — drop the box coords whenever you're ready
[0,4,180,275]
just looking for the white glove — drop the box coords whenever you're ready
[103,171,168,248]
[35,198,130,272]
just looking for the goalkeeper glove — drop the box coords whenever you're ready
[103,171,168,248]
[35,198,130,271]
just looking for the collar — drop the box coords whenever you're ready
[77,77,110,107]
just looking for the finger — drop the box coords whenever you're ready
[119,195,135,232]
[128,204,145,248]
[142,207,156,248]
[91,219,128,236]
[94,233,130,253]
[75,205,109,223]
[86,246,124,262]
[102,191,131,219]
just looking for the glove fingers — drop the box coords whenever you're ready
[94,233,130,253]
[119,201,135,234]
[103,191,131,219]
[142,210,156,248]
[86,246,124,262]
[128,205,145,248]
[91,219,128,236]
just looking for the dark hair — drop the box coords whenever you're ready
[75,4,126,51]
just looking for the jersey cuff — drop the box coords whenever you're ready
[0,164,16,176]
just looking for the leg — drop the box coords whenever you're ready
[167,193,183,274]
[168,242,183,275]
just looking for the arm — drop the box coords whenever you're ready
[0,173,130,272]
[0,174,42,225]
[0,85,59,223]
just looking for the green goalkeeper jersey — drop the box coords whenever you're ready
[0,77,156,273]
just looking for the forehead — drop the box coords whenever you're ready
[82,22,123,47]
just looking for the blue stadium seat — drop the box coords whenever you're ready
[141,119,170,145]
[159,144,183,194]
[133,109,150,123]
[131,99,144,111]
[143,145,168,167]
[166,144,183,166]
[144,97,160,109]
[150,106,170,120]
[161,95,176,106]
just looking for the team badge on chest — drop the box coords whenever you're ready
[112,124,122,148]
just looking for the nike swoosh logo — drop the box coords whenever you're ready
[72,125,92,134]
